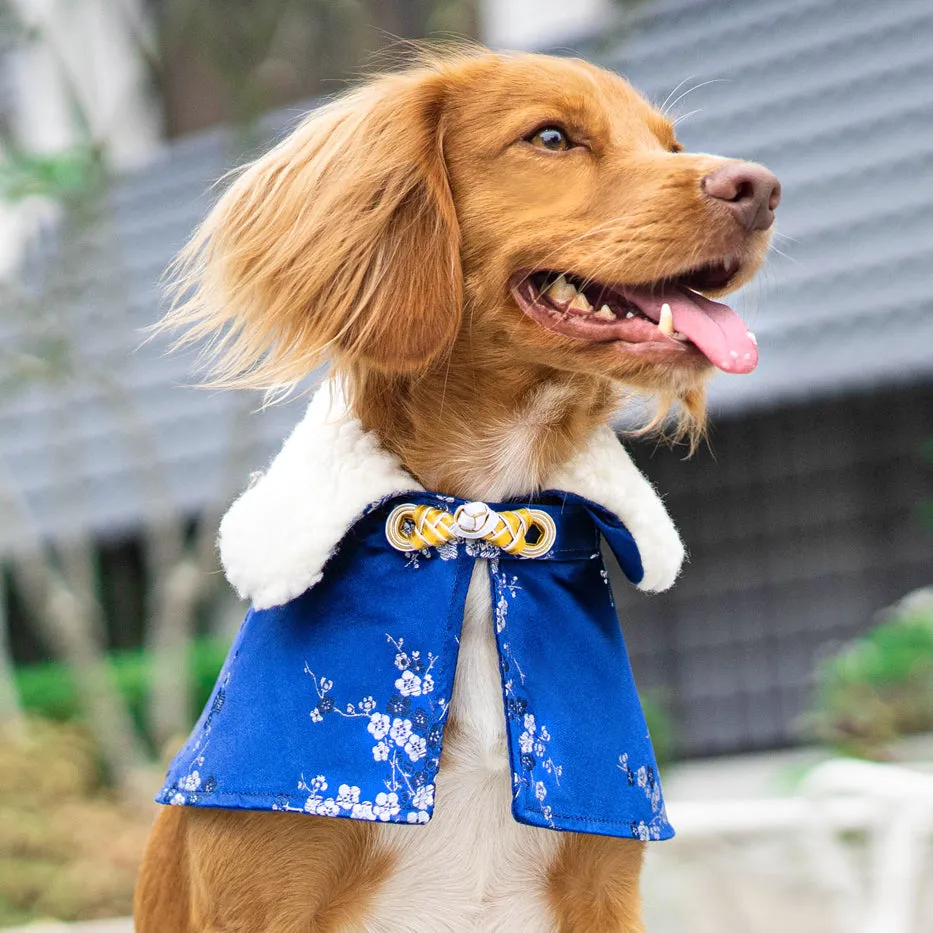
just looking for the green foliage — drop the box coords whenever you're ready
[0,146,104,204]
[15,638,230,749]
[807,590,933,758]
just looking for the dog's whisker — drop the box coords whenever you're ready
[663,78,729,115]
[767,244,799,266]
[658,74,698,116]
[672,108,702,127]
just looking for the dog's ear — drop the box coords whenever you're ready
[163,71,462,387]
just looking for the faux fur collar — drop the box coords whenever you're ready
[219,382,685,609]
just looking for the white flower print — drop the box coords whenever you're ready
[395,670,423,697]
[352,801,376,820]
[368,712,391,740]
[179,770,201,792]
[297,632,448,825]
[404,551,425,570]
[500,573,521,597]
[495,594,509,634]
[495,570,562,829]
[316,797,340,816]
[157,708,220,806]
[618,753,667,840]
[404,734,427,762]
[336,784,360,810]
[412,784,435,811]
[373,792,401,821]
[510,704,563,829]
[465,539,501,560]
[390,717,413,746]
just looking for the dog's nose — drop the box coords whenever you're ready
[702,163,781,231]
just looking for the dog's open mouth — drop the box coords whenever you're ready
[511,261,758,373]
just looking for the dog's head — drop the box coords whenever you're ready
[167,50,778,422]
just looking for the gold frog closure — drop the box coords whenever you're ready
[385,501,556,559]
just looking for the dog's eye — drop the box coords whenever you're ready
[527,126,572,152]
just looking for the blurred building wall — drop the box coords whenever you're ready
[480,0,613,48]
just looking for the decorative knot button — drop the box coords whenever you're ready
[452,502,498,539]
[385,501,556,559]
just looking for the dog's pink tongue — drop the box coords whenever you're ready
[664,287,758,373]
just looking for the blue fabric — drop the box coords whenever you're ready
[157,492,673,842]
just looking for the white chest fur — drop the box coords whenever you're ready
[358,561,561,932]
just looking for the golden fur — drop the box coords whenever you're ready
[137,805,393,932]
[139,47,776,931]
[547,834,646,932]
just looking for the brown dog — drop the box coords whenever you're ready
[136,48,779,932]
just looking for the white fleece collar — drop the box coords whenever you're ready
[219,382,685,609]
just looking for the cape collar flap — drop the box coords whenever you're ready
[219,383,685,610]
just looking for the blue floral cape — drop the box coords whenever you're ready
[158,489,674,842]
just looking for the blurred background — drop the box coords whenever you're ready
[0,0,931,930]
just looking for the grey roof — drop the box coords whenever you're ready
[1,0,932,549]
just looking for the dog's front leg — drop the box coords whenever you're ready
[137,807,395,933]
[547,834,647,933]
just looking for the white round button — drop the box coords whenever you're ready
[457,501,490,532]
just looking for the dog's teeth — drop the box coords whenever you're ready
[724,255,738,274]
[658,302,674,336]
[673,331,689,342]
[594,304,616,320]
[568,291,593,313]
[746,330,757,346]
[545,274,578,303]
[625,311,635,319]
